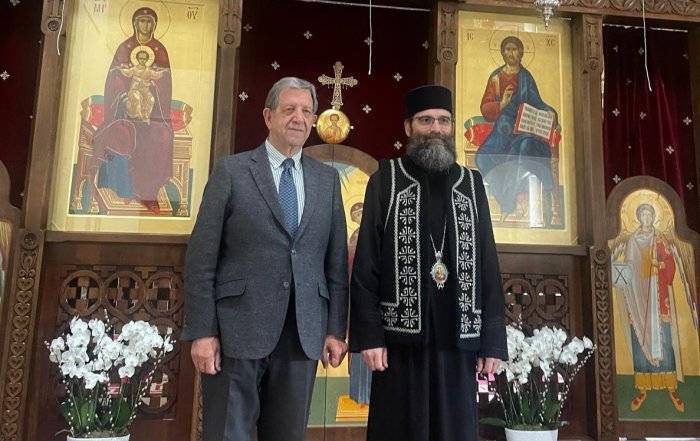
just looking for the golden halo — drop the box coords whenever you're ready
[129,45,155,67]
[120,1,172,40]
[316,109,351,145]
[488,27,537,69]
[619,189,674,235]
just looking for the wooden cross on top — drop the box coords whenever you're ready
[318,61,358,110]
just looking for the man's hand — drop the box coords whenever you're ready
[322,335,348,369]
[500,84,515,109]
[191,336,221,375]
[361,347,388,372]
[477,357,501,375]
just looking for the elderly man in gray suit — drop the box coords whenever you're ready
[181,77,349,441]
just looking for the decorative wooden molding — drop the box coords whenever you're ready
[45,231,190,244]
[502,273,571,331]
[0,161,22,419]
[437,3,458,66]
[214,0,243,157]
[41,0,67,35]
[0,231,43,441]
[562,0,699,16]
[220,0,243,48]
[432,2,458,88]
[572,14,606,246]
[459,0,700,20]
[0,1,67,438]
[582,15,603,75]
[590,245,617,441]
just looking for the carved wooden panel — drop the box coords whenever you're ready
[478,250,594,438]
[28,241,193,441]
[502,273,571,331]
[220,0,243,47]
[54,265,184,418]
[472,0,700,18]
[41,0,66,35]
[214,0,243,158]
[0,231,44,441]
[571,0,699,16]
[591,246,618,441]
[437,3,457,66]
[432,2,458,86]
[477,270,582,439]
[583,15,603,74]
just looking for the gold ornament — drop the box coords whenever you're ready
[316,61,357,144]
[316,109,351,145]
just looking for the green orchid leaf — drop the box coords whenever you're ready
[111,397,133,430]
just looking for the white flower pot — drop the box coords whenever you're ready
[67,435,129,441]
[505,428,558,441]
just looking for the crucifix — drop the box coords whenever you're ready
[318,61,358,110]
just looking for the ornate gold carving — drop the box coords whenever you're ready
[583,15,603,74]
[438,4,457,64]
[591,246,617,440]
[1,231,40,441]
[220,0,243,47]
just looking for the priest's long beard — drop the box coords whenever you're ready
[405,133,456,172]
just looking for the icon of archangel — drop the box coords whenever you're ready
[610,194,698,414]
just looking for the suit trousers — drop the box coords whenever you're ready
[201,291,317,441]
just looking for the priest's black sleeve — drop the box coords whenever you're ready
[474,170,508,361]
[349,172,386,352]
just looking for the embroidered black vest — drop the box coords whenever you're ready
[378,158,483,343]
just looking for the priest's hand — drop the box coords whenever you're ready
[361,347,388,371]
[323,335,348,369]
[191,336,221,375]
[477,357,501,375]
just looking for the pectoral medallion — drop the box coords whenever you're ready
[430,251,448,290]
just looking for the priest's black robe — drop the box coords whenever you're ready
[349,155,507,441]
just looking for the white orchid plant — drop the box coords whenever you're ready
[46,313,175,438]
[481,323,595,431]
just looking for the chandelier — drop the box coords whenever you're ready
[534,0,561,28]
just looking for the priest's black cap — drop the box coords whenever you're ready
[404,85,453,119]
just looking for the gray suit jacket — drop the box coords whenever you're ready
[181,144,348,360]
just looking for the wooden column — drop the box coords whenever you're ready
[0,1,67,440]
[572,14,618,441]
[213,0,243,159]
[431,1,457,90]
